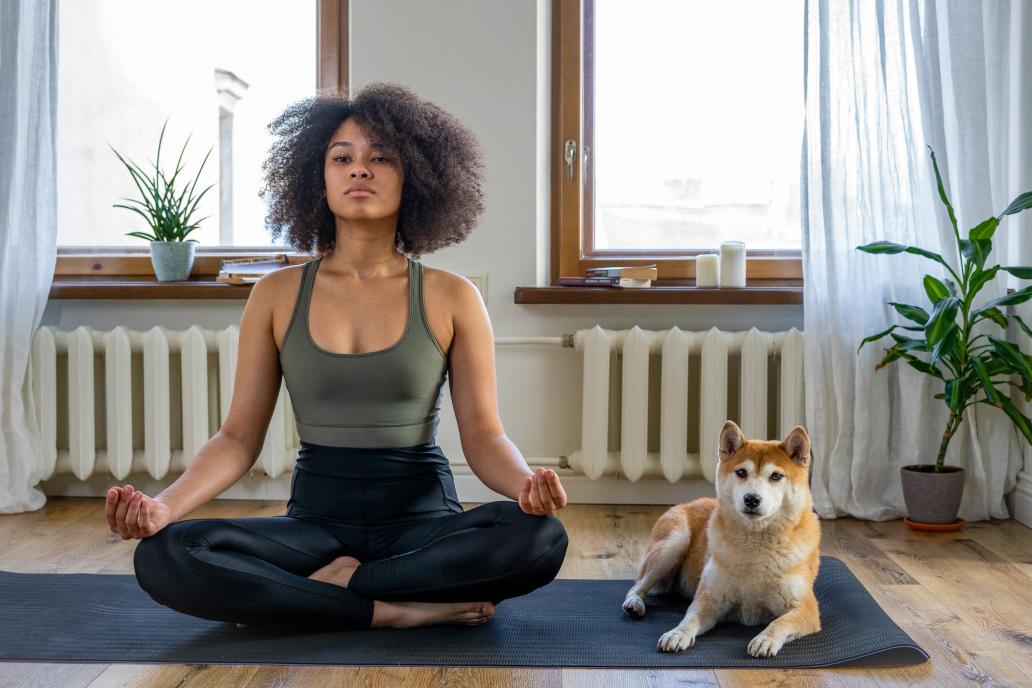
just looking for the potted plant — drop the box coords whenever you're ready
[109,117,215,281]
[857,147,1032,531]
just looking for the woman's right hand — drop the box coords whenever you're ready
[105,484,172,539]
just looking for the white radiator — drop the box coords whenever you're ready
[30,325,297,482]
[567,326,805,484]
[28,324,804,499]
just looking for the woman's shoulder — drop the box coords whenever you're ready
[420,264,480,300]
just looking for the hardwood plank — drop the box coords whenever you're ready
[0,663,107,688]
[4,499,1030,686]
[867,526,1032,680]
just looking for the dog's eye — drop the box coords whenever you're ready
[734,468,747,478]
[770,472,783,481]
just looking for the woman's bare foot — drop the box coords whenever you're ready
[308,555,362,588]
[372,600,495,629]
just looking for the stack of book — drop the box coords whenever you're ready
[557,264,657,288]
[216,255,290,285]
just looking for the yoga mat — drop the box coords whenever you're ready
[0,556,927,668]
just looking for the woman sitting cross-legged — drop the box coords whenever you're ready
[105,83,569,630]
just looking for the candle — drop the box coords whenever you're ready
[696,254,719,288]
[719,241,746,288]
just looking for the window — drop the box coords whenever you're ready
[552,0,803,282]
[56,0,346,253]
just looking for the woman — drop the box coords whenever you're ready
[105,83,569,631]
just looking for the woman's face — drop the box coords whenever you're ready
[323,117,404,222]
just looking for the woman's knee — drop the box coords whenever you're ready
[132,520,208,602]
[492,501,568,571]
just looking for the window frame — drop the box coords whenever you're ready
[550,0,803,285]
[54,0,348,278]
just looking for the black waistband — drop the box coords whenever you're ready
[294,439,451,480]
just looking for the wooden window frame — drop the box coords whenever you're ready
[52,0,348,294]
[549,0,803,286]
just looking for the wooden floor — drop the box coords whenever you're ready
[1,497,1031,688]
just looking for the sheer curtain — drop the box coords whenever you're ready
[0,0,59,513]
[802,0,1029,521]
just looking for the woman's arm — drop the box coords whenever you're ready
[446,277,566,513]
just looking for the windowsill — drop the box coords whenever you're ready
[48,275,255,300]
[48,276,803,304]
[514,280,802,305]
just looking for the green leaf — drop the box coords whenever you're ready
[858,324,920,354]
[887,302,930,325]
[974,285,1032,316]
[923,275,950,302]
[875,347,905,370]
[1001,191,1032,217]
[970,357,1002,406]
[967,266,1000,301]
[1001,266,1032,279]
[944,379,964,411]
[988,335,1032,380]
[1000,397,1032,445]
[858,241,907,254]
[906,358,944,379]
[1013,315,1032,340]
[968,217,1000,241]
[924,296,961,349]
[125,231,158,242]
[930,326,959,367]
[890,333,930,352]
[944,278,959,296]
[959,239,993,269]
[928,146,959,238]
[979,307,1009,328]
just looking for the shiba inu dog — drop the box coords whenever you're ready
[622,420,821,658]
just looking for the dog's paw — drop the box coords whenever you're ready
[747,630,784,658]
[622,594,646,618]
[658,626,697,652]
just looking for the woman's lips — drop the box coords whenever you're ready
[346,189,374,197]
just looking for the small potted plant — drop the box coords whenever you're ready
[858,147,1032,531]
[109,117,215,281]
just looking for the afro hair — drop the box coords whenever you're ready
[259,82,486,259]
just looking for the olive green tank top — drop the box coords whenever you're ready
[278,255,449,448]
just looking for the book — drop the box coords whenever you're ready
[216,254,289,285]
[557,276,652,288]
[585,264,658,280]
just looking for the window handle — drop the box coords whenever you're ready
[564,139,578,181]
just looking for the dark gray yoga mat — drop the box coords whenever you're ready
[0,556,926,669]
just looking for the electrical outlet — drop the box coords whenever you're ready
[462,272,488,305]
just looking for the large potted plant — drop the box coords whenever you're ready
[858,147,1032,531]
[109,118,215,281]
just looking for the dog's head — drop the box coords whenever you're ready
[714,420,811,528]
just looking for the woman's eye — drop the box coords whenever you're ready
[735,468,746,478]
[333,155,390,163]
[770,472,782,481]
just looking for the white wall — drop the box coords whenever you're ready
[40,0,804,498]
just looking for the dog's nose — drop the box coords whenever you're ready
[744,494,761,509]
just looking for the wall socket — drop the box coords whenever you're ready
[461,272,488,305]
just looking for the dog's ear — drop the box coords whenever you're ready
[718,421,745,462]
[780,426,810,466]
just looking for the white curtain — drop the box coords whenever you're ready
[0,0,59,513]
[802,0,1030,521]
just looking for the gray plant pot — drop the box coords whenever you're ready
[900,464,965,524]
[149,241,195,282]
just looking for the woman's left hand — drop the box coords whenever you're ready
[518,468,567,516]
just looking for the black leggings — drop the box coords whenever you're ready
[132,440,569,630]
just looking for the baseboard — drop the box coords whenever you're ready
[38,468,716,507]
[1005,470,1032,529]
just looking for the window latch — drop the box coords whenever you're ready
[564,139,578,181]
